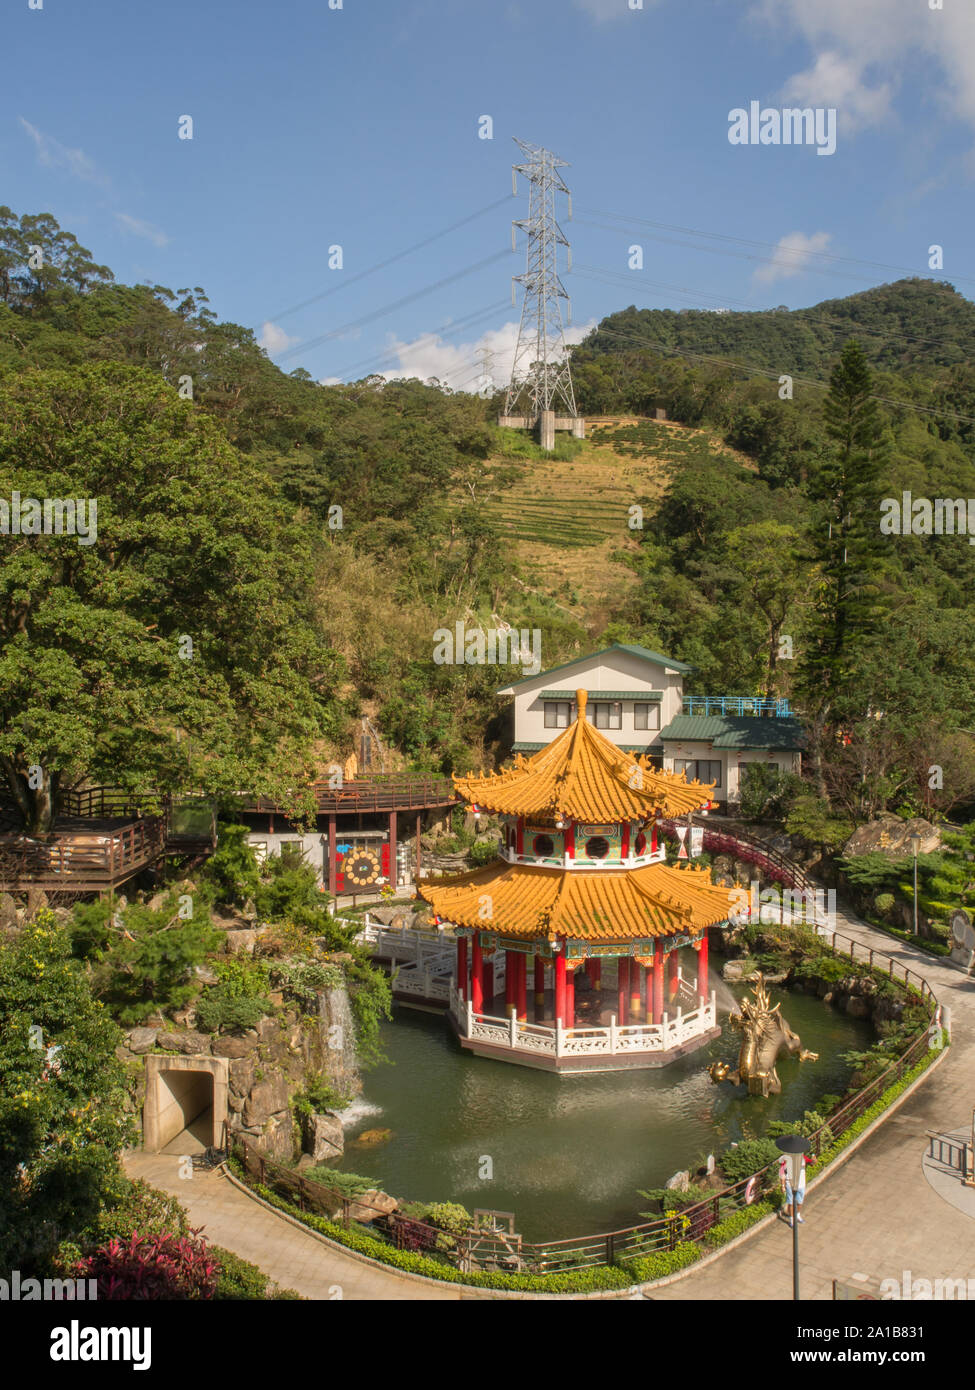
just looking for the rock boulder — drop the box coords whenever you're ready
[306,1112,344,1162]
[244,1075,291,1127]
[155,1030,211,1056]
[347,1189,398,1224]
[842,814,940,860]
[126,1027,157,1054]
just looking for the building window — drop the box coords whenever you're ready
[634,831,647,856]
[280,839,307,866]
[532,833,555,857]
[544,701,571,729]
[587,702,622,730]
[674,759,722,789]
[633,702,660,731]
[584,836,610,859]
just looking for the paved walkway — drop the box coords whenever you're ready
[127,903,975,1302]
[123,1153,463,1301]
[654,904,975,1300]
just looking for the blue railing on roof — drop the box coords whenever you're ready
[681,695,793,718]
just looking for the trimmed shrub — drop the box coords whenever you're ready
[211,1245,300,1300]
[702,1201,773,1247]
[718,1138,779,1184]
[620,1242,701,1283]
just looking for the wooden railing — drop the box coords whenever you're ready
[0,816,167,889]
[239,774,457,816]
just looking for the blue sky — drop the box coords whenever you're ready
[5,0,974,388]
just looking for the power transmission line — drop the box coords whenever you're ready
[265,195,513,325]
[575,206,975,290]
[277,249,511,364]
[330,299,510,382]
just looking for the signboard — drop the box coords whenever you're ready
[676,825,689,860]
[689,825,704,858]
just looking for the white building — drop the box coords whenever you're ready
[497,643,804,808]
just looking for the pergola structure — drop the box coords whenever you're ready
[419,689,736,1073]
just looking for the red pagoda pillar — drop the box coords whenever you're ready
[667,947,679,1001]
[652,940,665,1024]
[457,935,468,1002]
[483,954,494,1010]
[555,951,567,1025]
[505,950,516,1013]
[471,933,483,1013]
[697,930,709,1006]
[565,965,575,1029]
[617,956,629,1022]
[516,953,528,1021]
[630,961,642,1020]
[590,958,601,991]
[534,955,545,1007]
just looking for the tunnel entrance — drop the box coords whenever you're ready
[143,1055,229,1154]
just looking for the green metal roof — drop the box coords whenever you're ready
[511,741,660,754]
[496,643,694,695]
[658,714,806,752]
[538,689,663,702]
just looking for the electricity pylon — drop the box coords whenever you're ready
[503,139,578,425]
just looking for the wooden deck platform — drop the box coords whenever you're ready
[0,815,168,894]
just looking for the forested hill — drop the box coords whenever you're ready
[2,204,975,822]
[582,278,975,376]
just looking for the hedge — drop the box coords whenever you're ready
[247,1181,633,1293]
[619,1243,700,1283]
[702,1201,774,1247]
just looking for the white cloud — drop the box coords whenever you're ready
[782,52,892,132]
[259,321,299,355]
[751,0,975,133]
[114,212,168,248]
[753,231,832,287]
[17,116,110,188]
[377,318,597,391]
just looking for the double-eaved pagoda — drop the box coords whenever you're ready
[419,689,737,1073]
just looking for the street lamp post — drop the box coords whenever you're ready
[909,833,922,937]
[776,1135,811,1300]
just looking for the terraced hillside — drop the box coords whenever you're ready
[477,416,749,631]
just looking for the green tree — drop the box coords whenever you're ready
[725,520,805,698]
[91,892,221,1024]
[0,363,342,830]
[796,341,890,794]
[0,910,136,1270]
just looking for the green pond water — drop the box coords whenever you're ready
[334,971,873,1242]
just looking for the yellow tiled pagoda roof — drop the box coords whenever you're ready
[454,689,713,822]
[419,859,733,942]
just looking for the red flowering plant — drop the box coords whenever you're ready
[77,1229,219,1299]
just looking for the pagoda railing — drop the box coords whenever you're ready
[450,985,716,1058]
[500,844,667,871]
[681,695,793,718]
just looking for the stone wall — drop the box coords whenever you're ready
[120,984,362,1164]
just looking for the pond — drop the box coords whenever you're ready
[333,970,873,1242]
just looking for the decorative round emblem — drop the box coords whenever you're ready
[634,832,647,856]
[343,848,381,886]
